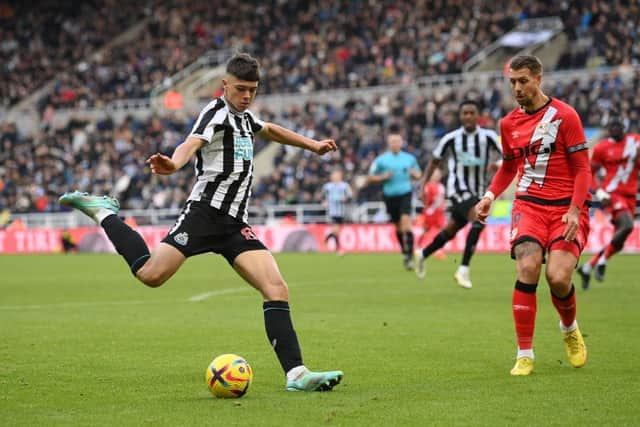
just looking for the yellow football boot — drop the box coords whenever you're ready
[563,326,587,368]
[510,356,534,376]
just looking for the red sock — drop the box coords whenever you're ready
[551,285,576,328]
[589,250,603,267]
[512,281,537,350]
[604,243,618,260]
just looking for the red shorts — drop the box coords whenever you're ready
[420,211,446,229]
[605,194,637,222]
[510,199,590,259]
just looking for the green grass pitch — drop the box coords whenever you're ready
[1,253,638,426]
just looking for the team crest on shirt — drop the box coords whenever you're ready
[174,232,189,246]
[536,121,550,134]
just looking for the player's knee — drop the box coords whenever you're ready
[136,267,168,288]
[517,258,541,280]
[264,281,289,300]
[545,269,571,288]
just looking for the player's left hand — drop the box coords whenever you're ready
[146,153,177,175]
[561,205,581,241]
[313,139,338,155]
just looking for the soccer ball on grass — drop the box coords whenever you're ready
[205,354,253,398]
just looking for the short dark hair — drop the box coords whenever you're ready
[226,53,260,81]
[459,99,479,110]
[607,110,624,127]
[509,55,543,75]
[388,124,401,134]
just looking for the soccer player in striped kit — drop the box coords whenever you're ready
[59,53,343,392]
[414,100,501,288]
[322,169,353,255]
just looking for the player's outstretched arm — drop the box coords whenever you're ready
[146,136,204,175]
[259,122,337,155]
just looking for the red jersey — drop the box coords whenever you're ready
[500,98,588,202]
[422,181,446,215]
[591,133,640,197]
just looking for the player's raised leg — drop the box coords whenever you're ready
[233,250,343,391]
[59,190,185,287]
[547,250,587,368]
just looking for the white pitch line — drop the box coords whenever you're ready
[0,299,156,311]
[188,287,249,302]
[0,276,387,311]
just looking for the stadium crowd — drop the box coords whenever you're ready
[5,0,639,112]
[2,68,640,215]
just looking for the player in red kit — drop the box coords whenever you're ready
[417,167,447,258]
[475,55,590,375]
[578,113,640,289]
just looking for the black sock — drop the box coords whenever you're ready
[422,230,451,258]
[325,233,339,250]
[101,215,150,274]
[462,222,484,266]
[404,231,414,256]
[263,301,303,373]
[395,230,404,254]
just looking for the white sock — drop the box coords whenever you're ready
[517,348,534,359]
[457,265,469,276]
[286,365,308,381]
[95,209,116,225]
[560,320,578,333]
[581,263,592,274]
[596,256,607,266]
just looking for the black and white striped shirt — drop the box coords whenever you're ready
[187,97,264,223]
[322,181,352,218]
[432,126,501,202]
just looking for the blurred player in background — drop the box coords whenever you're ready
[416,166,447,259]
[578,112,640,289]
[59,53,343,392]
[322,169,353,255]
[367,125,422,270]
[414,100,501,288]
[475,55,590,375]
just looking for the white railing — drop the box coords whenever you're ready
[10,202,399,229]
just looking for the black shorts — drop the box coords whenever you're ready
[161,201,267,264]
[449,195,480,227]
[383,193,412,223]
[329,216,344,224]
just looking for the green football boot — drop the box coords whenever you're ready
[286,368,343,392]
[59,191,120,223]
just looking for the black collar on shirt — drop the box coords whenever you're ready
[521,96,552,115]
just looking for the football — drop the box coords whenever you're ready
[205,354,253,398]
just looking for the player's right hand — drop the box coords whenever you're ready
[595,188,611,206]
[146,153,177,175]
[475,197,492,224]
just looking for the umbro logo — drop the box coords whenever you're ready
[174,232,189,246]
[511,130,520,139]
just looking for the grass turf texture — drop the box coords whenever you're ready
[1,253,638,426]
